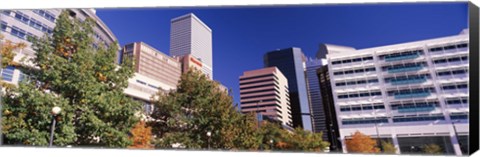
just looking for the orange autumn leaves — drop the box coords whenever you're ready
[128,121,154,149]
[346,131,380,153]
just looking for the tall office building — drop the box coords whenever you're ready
[327,29,469,155]
[264,47,312,131]
[0,9,118,84]
[312,44,356,152]
[239,67,293,126]
[170,13,213,79]
[122,42,182,115]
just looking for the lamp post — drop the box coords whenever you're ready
[269,139,274,150]
[206,131,211,150]
[49,106,61,147]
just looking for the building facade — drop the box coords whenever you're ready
[326,29,469,155]
[263,47,312,131]
[170,13,213,79]
[239,67,292,126]
[305,58,328,139]
[0,9,118,84]
[122,42,182,115]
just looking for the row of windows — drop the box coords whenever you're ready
[387,87,436,96]
[441,83,468,90]
[1,66,15,82]
[241,93,280,100]
[382,62,427,71]
[331,56,374,65]
[338,90,382,99]
[335,78,379,87]
[433,56,468,64]
[342,118,388,125]
[429,43,468,52]
[239,74,278,81]
[340,104,385,112]
[135,79,159,90]
[1,21,6,32]
[384,74,430,83]
[390,100,439,110]
[379,50,423,59]
[12,11,53,34]
[239,83,279,91]
[393,114,445,122]
[239,78,278,86]
[450,113,468,120]
[445,97,469,105]
[241,104,279,110]
[436,69,468,76]
[241,98,280,104]
[333,67,376,76]
[32,10,56,22]
[240,87,280,95]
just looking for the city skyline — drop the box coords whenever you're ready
[96,3,468,105]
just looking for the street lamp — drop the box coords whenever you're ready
[269,139,274,150]
[49,106,61,147]
[206,131,211,150]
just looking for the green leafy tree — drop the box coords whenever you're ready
[2,11,141,147]
[149,69,256,150]
[423,144,443,154]
[381,141,397,154]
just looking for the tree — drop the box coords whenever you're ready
[345,131,380,153]
[128,121,153,149]
[423,144,443,154]
[381,141,397,154]
[2,11,141,147]
[149,69,256,150]
[0,33,26,88]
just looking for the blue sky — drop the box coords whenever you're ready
[96,2,468,104]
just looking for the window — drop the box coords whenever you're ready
[429,47,443,52]
[460,56,468,61]
[33,10,56,22]
[457,43,468,48]
[359,92,370,97]
[351,106,362,111]
[1,66,15,82]
[373,104,385,109]
[332,61,342,65]
[352,58,362,62]
[338,94,349,99]
[371,91,382,96]
[357,80,367,84]
[2,10,11,16]
[336,82,346,86]
[340,106,351,112]
[354,69,364,73]
[363,56,374,61]
[434,59,447,64]
[365,67,376,72]
[10,26,26,39]
[14,11,30,24]
[1,21,7,32]
[444,45,456,50]
[349,93,359,98]
[442,85,456,90]
[346,81,356,86]
[368,79,379,83]
[437,71,451,76]
[333,71,343,75]
[344,70,354,74]
[457,84,468,89]
[448,57,461,62]
[452,70,467,75]
[342,59,352,64]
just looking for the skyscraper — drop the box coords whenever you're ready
[305,58,327,137]
[170,13,213,79]
[327,29,469,155]
[239,67,292,126]
[263,47,312,131]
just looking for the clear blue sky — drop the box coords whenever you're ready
[96,2,468,104]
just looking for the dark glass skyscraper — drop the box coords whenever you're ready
[263,47,312,131]
[317,66,341,151]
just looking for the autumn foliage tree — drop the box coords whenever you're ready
[346,131,380,153]
[129,121,153,149]
[0,33,26,88]
[381,141,397,154]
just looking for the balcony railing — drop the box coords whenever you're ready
[387,65,423,73]
[394,91,431,99]
[390,77,427,85]
[385,53,420,62]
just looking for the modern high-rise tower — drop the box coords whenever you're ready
[170,13,213,79]
[264,47,312,131]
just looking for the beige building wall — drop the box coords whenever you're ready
[239,67,292,126]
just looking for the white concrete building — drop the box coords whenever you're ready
[170,13,213,79]
[0,9,118,84]
[326,29,469,155]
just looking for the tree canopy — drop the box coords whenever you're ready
[1,11,141,147]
